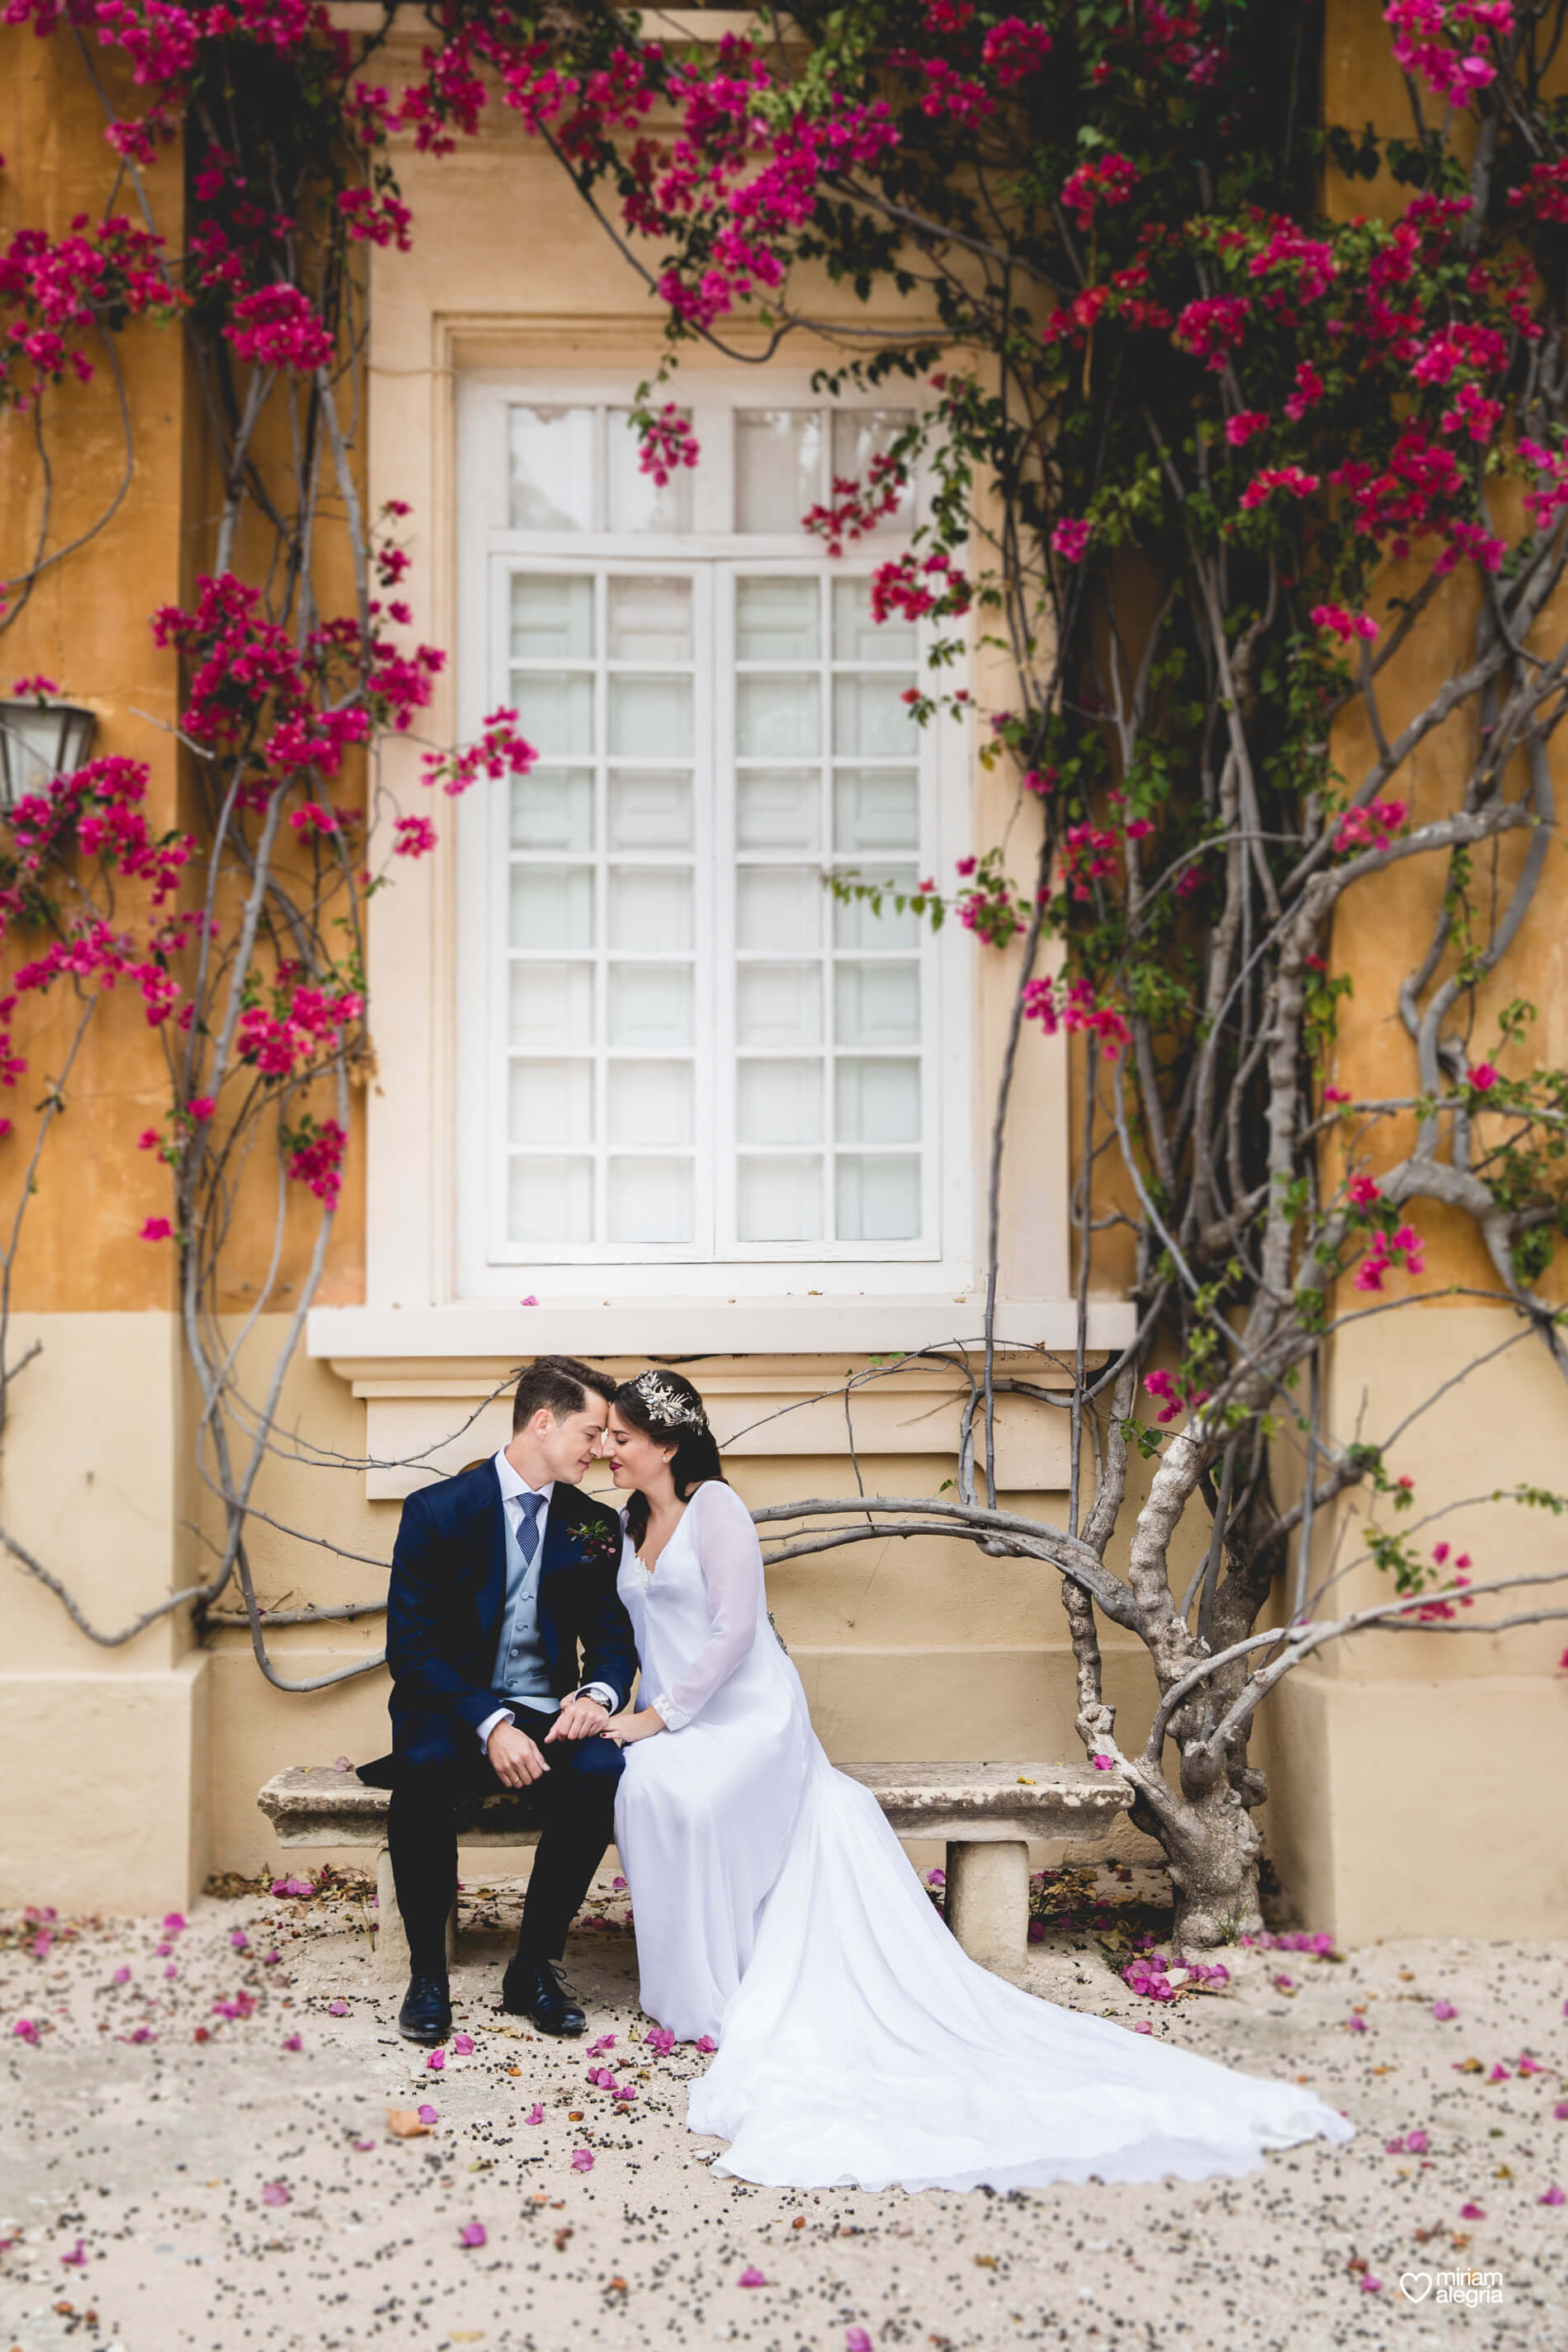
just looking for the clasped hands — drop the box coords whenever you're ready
[486,1691,663,1785]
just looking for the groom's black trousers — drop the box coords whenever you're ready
[386,1707,623,1976]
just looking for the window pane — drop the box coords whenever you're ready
[509,1058,595,1147]
[739,1058,822,1145]
[736,866,822,952]
[736,409,821,532]
[737,576,819,660]
[509,961,593,1044]
[609,673,693,758]
[508,1154,594,1243]
[608,1155,694,1244]
[736,769,820,853]
[607,574,693,663]
[835,1153,920,1241]
[830,409,914,529]
[609,865,693,952]
[607,409,695,534]
[832,574,918,663]
[833,768,919,856]
[511,574,594,661]
[511,673,594,757]
[511,767,593,852]
[511,864,594,949]
[835,960,919,1047]
[608,770,693,852]
[836,1056,920,1145]
[609,961,693,1048]
[738,1154,824,1242]
[833,672,919,758]
[833,866,921,949]
[508,406,595,532]
[609,1060,694,1146]
[737,961,822,1048]
[737,673,820,758]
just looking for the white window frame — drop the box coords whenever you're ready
[454,369,974,1301]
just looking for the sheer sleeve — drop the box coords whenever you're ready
[649,1482,763,1731]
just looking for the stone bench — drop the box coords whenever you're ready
[257,1759,1131,1983]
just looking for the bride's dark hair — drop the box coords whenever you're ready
[614,1368,725,1547]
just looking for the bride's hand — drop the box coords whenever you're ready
[600,1706,666,1746]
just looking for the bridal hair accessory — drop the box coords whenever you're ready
[633,1371,708,1431]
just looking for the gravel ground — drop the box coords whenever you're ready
[2,1870,1563,2352]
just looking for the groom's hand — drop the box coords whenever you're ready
[487,1722,549,1787]
[545,1693,611,1744]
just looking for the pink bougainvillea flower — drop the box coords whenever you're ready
[12,2019,40,2044]
[460,2222,487,2247]
[524,2103,544,2124]
[1555,2099,1568,2120]
[327,2000,348,2017]
[113,1967,130,1985]
[571,2148,594,2171]
[1346,2014,1367,2033]
[846,2332,874,2352]
[163,1913,185,1933]
[1540,2184,1566,2206]
[1358,2275,1382,2293]
[418,2104,439,2124]
[188,1095,215,1121]
[587,2033,615,2056]
[1460,2202,1485,2220]
[695,2036,716,2053]
[739,2265,767,2287]
[139,1217,173,1242]
[1050,516,1092,564]
[451,2033,475,2054]
[352,2139,375,2152]
[1133,2019,1153,2033]
[1469,1063,1499,1090]
[271,1877,314,1897]
[1406,2129,1429,2154]
[1432,2000,1458,2021]
[1488,2064,1510,2082]
[59,2241,87,2267]
[644,2028,675,2057]
[163,1964,177,1980]
[229,1930,248,1951]
[427,2049,444,2071]
[519,1292,538,1306]
[261,2182,290,2207]
[282,2034,303,2051]
[1091,1754,1115,1770]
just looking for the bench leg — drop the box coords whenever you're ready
[375,1845,409,1985]
[374,1844,458,1986]
[945,1839,1029,1977]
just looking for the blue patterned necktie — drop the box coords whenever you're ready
[516,1489,543,1566]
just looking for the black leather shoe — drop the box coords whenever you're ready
[397,1972,452,2044]
[502,1954,585,2036]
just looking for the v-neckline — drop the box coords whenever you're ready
[635,1500,688,1580]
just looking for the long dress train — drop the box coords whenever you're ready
[612,1478,1353,2194]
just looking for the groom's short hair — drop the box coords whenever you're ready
[511,1354,616,1433]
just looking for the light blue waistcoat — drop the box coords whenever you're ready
[489,1491,555,1707]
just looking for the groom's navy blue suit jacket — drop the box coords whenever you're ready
[368,1462,635,1777]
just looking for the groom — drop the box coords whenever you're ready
[359,1354,635,2045]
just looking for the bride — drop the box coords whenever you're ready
[598,1366,1354,2194]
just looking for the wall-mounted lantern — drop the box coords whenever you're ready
[0,696,98,809]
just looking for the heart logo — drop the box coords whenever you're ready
[1398,2273,1434,2302]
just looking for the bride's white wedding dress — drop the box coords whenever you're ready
[611,1478,1353,2193]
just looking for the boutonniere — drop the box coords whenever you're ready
[567,1515,621,1569]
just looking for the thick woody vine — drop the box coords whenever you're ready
[3,2,1568,1946]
